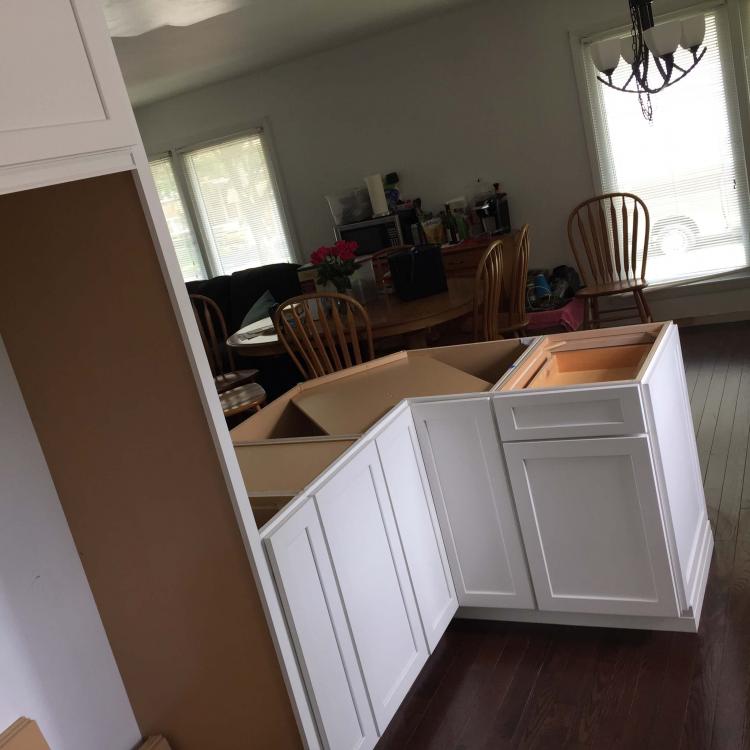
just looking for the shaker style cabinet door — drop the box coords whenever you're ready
[504,436,679,617]
[315,441,428,734]
[0,0,136,167]
[411,398,535,609]
[375,408,458,652]
[264,501,377,750]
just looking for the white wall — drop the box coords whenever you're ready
[133,0,750,320]
[0,337,140,750]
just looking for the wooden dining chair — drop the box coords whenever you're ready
[190,294,266,418]
[472,225,531,341]
[274,292,375,380]
[567,193,653,328]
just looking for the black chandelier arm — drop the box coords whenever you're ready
[596,46,706,95]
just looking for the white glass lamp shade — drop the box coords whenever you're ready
[591,38,622,75]
[620,35,636,65]
[680,15,706,50]
[643,20,681,57]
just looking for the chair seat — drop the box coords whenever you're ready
[214,369,259,393]
[576,279,648,297]
[219,382,267,417]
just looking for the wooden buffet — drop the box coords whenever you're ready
[231,321,712,750]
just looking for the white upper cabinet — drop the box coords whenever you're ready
[0,0,137,168]
[315,441,428,734]
[375,408,457,652]
[504,436,679,617]
[411,398,535,610]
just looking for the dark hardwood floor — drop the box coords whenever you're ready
[377,321,750,750]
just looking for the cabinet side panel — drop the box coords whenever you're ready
[642,327,709,606]
[0,173,301,749]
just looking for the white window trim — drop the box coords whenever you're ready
[150,119,301,279]
[568,0,750,288]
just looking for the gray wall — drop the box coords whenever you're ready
[134,0,750,320]
[0,337,140,750]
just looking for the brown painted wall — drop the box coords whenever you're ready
[0,172,301,750]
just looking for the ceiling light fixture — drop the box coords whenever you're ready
[590,0,707,121]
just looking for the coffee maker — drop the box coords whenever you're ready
[474,183,511,235]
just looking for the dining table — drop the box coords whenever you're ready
[226,275,476,357]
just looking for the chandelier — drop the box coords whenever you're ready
[590,0,707,120]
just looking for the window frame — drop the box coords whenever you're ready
[150,120,300,280]
[569,0,750,285]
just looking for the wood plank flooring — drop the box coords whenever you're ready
[377,321,750,750]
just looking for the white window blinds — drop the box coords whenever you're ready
[183,132,293,276]
[149,157,206,281]
[582,9,750,285]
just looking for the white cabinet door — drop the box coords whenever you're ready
[375,408,457,652]
[265,501,377,750]
[315,441,428,734]
[504,436,679,617]
[0,0,136,167]
[411,398,535,609]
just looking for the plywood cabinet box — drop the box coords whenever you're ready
[233,321,712,749]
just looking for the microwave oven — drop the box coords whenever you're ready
[335,210,418,255]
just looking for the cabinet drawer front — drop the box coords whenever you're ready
[411,399,535,609]
[316,442,427,733]
[504,436,678,617]
[265,502,377,750]
[493,384,646,441]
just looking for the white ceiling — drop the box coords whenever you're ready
[110,0,480,107]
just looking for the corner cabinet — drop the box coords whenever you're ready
[0,0,137,169]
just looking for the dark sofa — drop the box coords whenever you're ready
[187,262,302,400]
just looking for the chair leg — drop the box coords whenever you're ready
[591,297,601,329]
[583,297,591,330]
[636,289,653,322]
[633,290,648,323]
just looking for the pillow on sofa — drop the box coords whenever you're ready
[241,289,277,327]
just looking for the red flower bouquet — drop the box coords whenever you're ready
[310,240,359,294]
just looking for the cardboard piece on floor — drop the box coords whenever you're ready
[0,719,50,750]
[139,737,172,750]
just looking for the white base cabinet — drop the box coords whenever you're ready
[374,409,458,652]
[411,398,535,609]
[256,322,713,749]
[503,436,678,617]
[265,501,377,750]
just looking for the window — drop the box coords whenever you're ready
[149,157,205,281]
[581,9,750,284]
[149,130,295,281]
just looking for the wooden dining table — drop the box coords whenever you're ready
[226,275,476,357]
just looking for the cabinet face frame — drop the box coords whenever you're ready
[504,435,679,617]
[0,0,137,168]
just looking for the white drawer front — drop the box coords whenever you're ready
[493,384,646,441]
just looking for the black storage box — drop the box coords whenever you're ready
[388,244,448,301]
